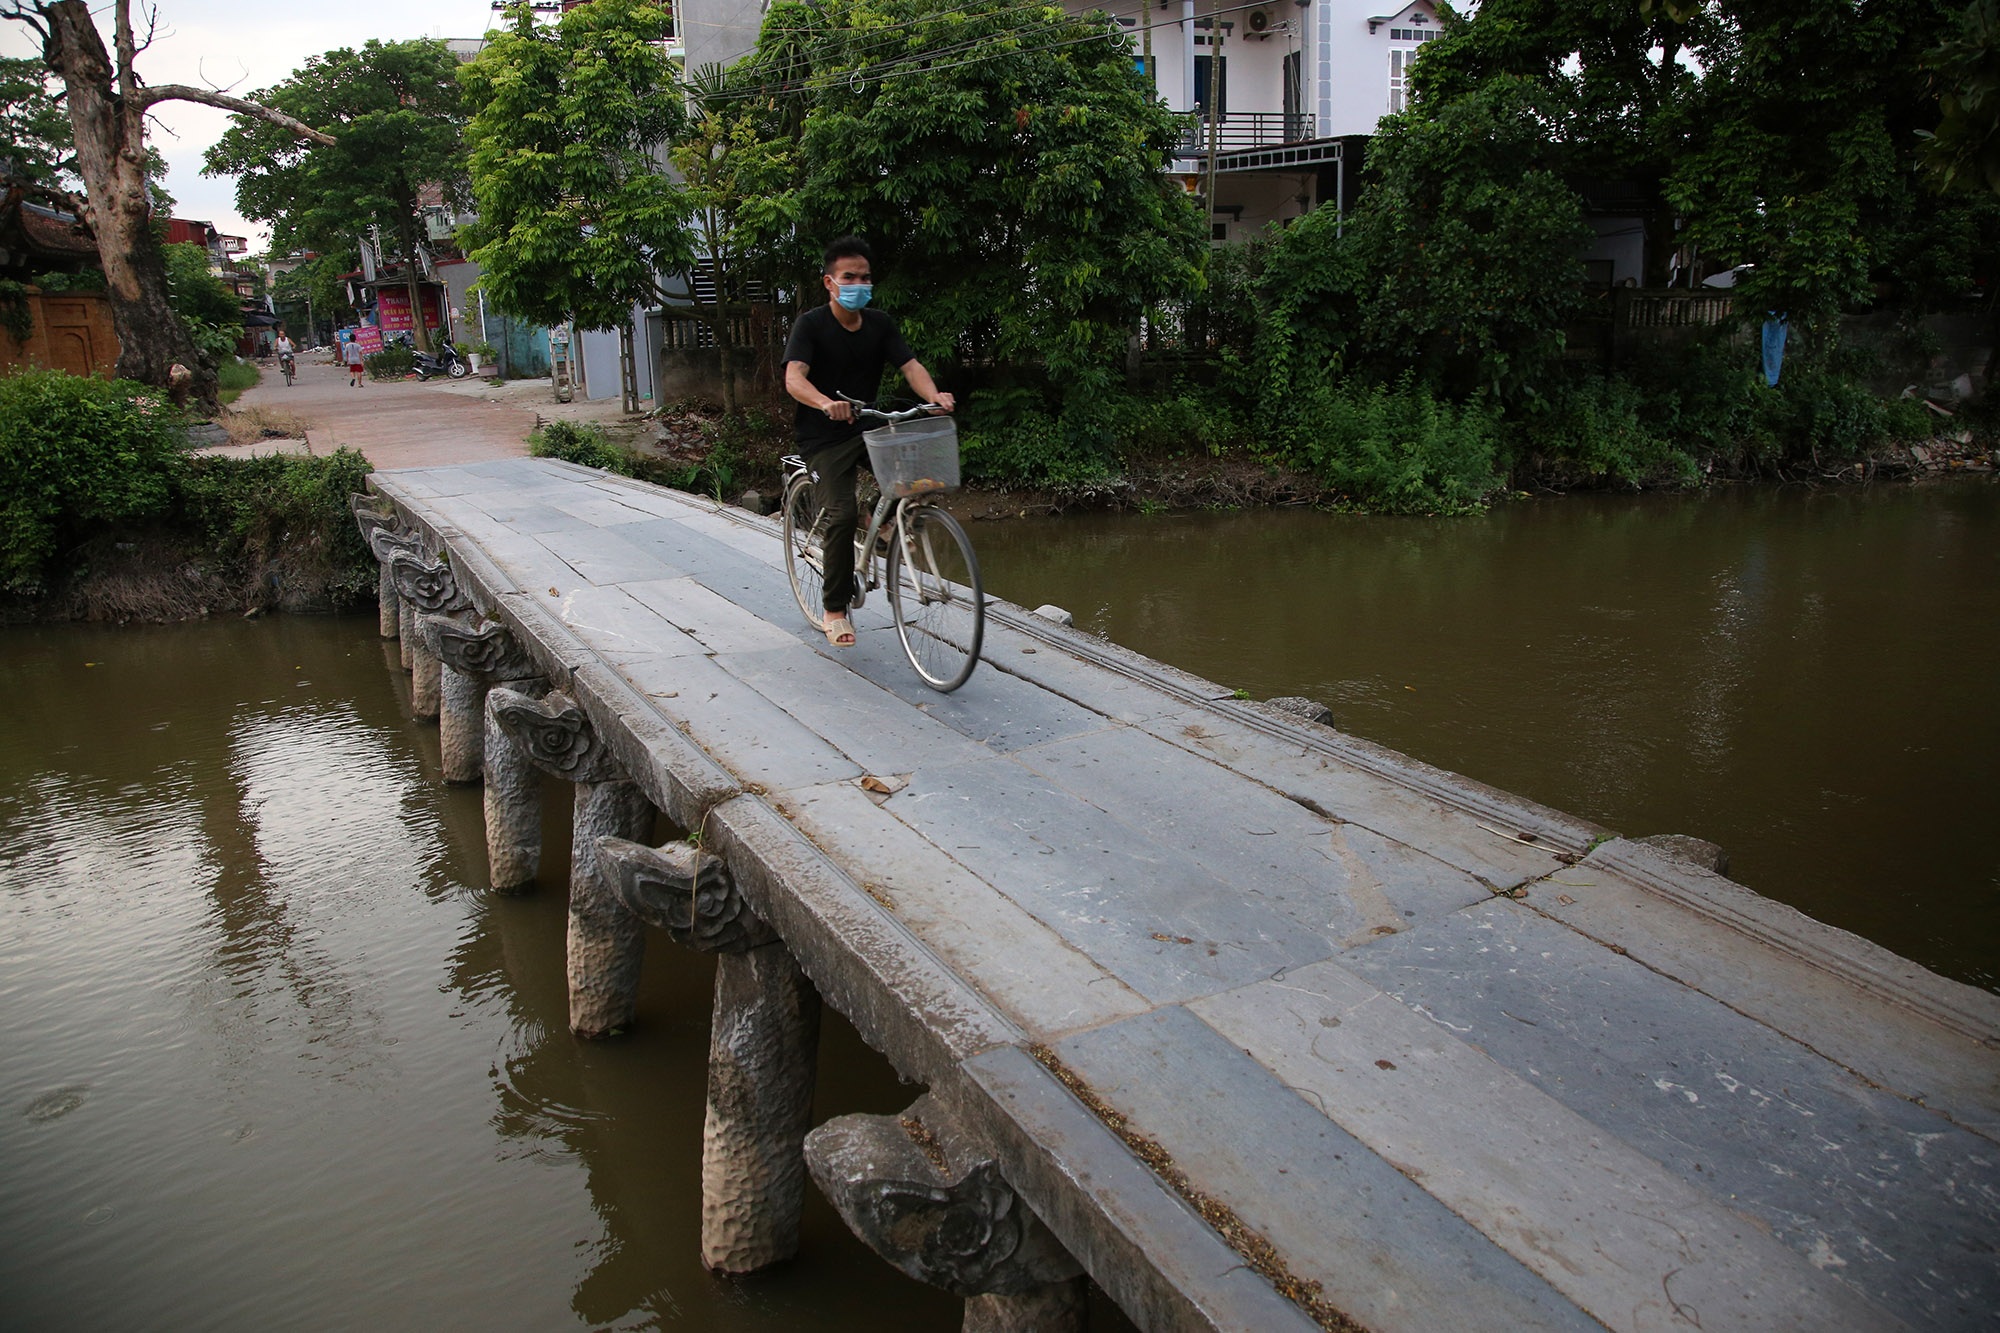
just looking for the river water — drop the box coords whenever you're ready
[0,617,969,1330]
[2,480,1992,1329]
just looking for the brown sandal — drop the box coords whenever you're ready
[824,613,856,647]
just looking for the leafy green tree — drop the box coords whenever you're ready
[1261,77,1591,405]
[1414,0,1708,286]
[742,0,1206,393]
[458,0,692,405]
[668,62,811,411]
[1922,0,2000,196]
[159,240,243,365]
[204,38,466,353]
[0,55,74,190]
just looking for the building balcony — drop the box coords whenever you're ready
[1175,110,1316,156]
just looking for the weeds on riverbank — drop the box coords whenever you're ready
[0,369,377,619]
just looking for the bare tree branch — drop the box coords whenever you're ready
[134,84,337,145]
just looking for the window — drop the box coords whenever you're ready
[1389,28,1438,41]
[1388,47,1413,113]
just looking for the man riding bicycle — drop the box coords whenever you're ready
[273,328,296,385]
[783,236,953,648]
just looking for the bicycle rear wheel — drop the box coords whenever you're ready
[781,475,826,629]
[886,506,983,692]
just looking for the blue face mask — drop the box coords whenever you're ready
[835,283,872,311]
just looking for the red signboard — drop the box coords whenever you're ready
[351,326,383,354]
[376,287,444,331]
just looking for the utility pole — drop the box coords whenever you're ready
[1204,3,1223,223]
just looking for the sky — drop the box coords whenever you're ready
[0,1,516,252]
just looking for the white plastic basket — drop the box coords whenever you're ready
[863,415,960,497]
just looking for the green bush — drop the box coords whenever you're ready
[959,388,1117,490]
[529,419,630,472]
[0,370,186,592]
[216,359,260,404]
[366,343,414,379]
[173,448,378,604]
[1263,373,1502,513]
[1510,376,1699,486]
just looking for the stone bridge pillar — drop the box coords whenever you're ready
[600,837,821,1274]
[489,688,655,1038]
[363,526,424,669]
[805,1095,1087,1332]
[387,550,468,722]
[420,615,540,787]
[350,495,403,641]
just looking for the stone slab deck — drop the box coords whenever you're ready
[372,458,2000,1332]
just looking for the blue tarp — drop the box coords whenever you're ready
[1762,315,1789,388]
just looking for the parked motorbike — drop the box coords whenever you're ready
[412,343,469,381]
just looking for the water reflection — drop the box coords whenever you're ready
[974,481,2000,991]
[0,616,963,1331]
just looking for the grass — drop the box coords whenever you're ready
[217,359,260,405]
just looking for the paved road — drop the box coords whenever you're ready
[225,353,545,467]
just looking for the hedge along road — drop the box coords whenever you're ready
[215,351,631,468]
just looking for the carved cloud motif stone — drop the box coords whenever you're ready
[387,549,468,614]
[597,837,775,953]
[368,526,422,565]
[804,1114,1081,1298]
[428,617,536,681]
[487,688,623,784]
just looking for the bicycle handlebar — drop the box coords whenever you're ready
[836,392,949,423]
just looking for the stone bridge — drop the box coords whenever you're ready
[356,458,1999,1332]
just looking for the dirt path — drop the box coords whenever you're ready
[212,353,639,468]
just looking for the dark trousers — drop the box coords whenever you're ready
[808,434,869,614]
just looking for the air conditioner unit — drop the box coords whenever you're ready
[1247,8,1273,33]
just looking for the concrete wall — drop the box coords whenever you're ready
[0,288,119,378]
[1585,217,1647,289]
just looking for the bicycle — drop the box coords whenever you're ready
[279,350,295,386]
[780,398,985,692]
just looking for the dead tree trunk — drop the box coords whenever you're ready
[42,0,211,403]
[18,0,334,407]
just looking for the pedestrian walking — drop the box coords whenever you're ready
[343,336,366,387]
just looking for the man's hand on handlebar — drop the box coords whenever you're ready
[823,398,855,423]
[926,392,955,414]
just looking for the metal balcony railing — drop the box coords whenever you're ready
[1176,111,1317,155]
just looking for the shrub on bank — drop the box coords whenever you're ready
[366,343,414,380]
[529,419,629,471]
[1264,374,1503,513]
[0,368,377,613]
[0,369,185,593]
[174,448,378,608]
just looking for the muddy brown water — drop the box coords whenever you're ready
[0,617,1047,1330]
[3,479,1992,1328]
[976,479,2000,994]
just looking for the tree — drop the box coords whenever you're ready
[205,39,465,354]
[667,62,807,411]
[745,0,1205,392]
[458,0,692,407]
[1257,77,1591,406]
[2,0,332,404]
[0,55,73,190]
[1922,0,2000,196]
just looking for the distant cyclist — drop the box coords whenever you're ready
[273,328,296,386]
[783,235,953,647]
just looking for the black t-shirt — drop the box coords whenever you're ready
[784,305,916,453]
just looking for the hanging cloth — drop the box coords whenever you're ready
[1761,314,1789,388]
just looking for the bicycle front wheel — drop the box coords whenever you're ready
[781,475,826,630]
[887,506,983,692]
